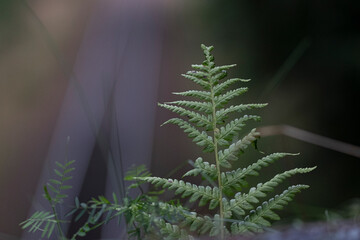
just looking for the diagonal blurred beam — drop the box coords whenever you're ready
[258,125,360,158]
[260,37,311,101]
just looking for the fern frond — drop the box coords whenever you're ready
[217,115,261,146]
[125,164,151,180]
[221,153,298,191]
[231,185,309,234]
[21,158,75,240]
[208,214,228,237]
[144,44,314,238]
[201,44,215,67]
[135,177,220,209]
[166,100,212,114]
[183,213,214,235]
[213,78,250,96]
[199,46,227,84]
[162,118,214,152]
[149,201,213,236]
[209,64,236,77]
[218,129,260,168]
[156,200,228,237]
[182,72,210,89]
[183,158,217,178]
[214,88,248,108]
[191,63,236,81]
[191,64,208,71]
[125,164,152,189]
[182,212,228,237]
[156,202,191,221]
[210,70,227,84]
[215,103,267,123]
[46,160,75,204]
[172,90,211,101]
[159,103,212,129]
[225,167,315,217]
[244,167,316,200]
[20,211,57,238]
[70,194,130,239]
[155,218,194,240]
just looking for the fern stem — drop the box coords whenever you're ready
[210,82,225,240]
[50,204,66,239]
[50,178,66,238]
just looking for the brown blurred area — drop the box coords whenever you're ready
[0,0,94,236]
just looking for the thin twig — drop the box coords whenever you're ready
[258,125,360,158]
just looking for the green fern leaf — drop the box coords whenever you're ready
[20,211,57,238]
[209,64,236,77]
[215,103,267,123]
[156,202,191,221]
[125,164,151,180]
[135,177,220,208]
[191,64,208,71]
[214,87,248,108]
[225,167,315,217]
[162,118,214,152]
[208,69,228,84]
[22,159,76,239]
[46,159,75,204]
[183,158,217,178]
[155,218,194,240]
[159,103,212,129]
[55,161,65,169]
[217,115,261,145]
[201,44,215,65]
[221,153,298,191]
[138,44,314,238]
[166,100,212,114]
[213,78,250,96]
[218,129,260,168]
[231,185,309,233]
[245,167,316,199]
[172,90,211,101]
[181,212,222,236]
[182,72,210,89]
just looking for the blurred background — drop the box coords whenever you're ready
[0,0,359,238]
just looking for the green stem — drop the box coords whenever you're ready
[210,84,225,240]
[50,204,66,239]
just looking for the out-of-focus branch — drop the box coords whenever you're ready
[258,125,360,158]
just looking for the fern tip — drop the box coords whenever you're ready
[308,166,317,171]
[201,44,214,51]
[240,79,251,82]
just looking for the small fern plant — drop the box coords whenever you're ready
[21,44,315,240]
[20,161,166,239]
[20,159,75,239]
[135,44,315,239]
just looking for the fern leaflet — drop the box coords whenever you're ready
[231,185,309,233]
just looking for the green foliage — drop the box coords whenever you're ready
[66,164,172,239]
[21,163,168,240]
[137,177,220,209]
[69,194,127,239]
[230,185,310,233]
[20,211,57,239]
[155,219,194,240]
[136,44,315,239]
[21,44,314,240]
[45,160,75,204]
[21,159,75,239]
